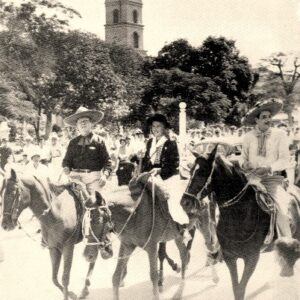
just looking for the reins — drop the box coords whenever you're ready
[184,157,251,209]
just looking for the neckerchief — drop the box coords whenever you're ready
[149,136,167,165]
[78,132,93,146]
[255,128,271,157]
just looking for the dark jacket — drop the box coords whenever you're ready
[62,132,112,174]
[142,138,179,180]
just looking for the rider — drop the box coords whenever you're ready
[140,113,190,227]
[62,106,112,203]
[242,98,292,238]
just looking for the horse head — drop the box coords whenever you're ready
[83,191,113,263]
[181,144,245,215]
[1,169,30,231]
[181,146,218,216]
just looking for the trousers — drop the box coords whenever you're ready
[260,176,292,238]
[70,171,103,202]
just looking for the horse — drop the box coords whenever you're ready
[180,146,300,300]
[1,169,112,300]
[80,197,114,299]
[82,174,190,300]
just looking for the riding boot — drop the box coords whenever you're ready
[276,212,292,238]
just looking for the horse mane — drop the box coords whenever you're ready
[215,155,247,184]
[20,175,77,229]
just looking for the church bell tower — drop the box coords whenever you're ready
[105,0,147,56]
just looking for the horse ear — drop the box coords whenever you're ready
[95,191,106,206]
[11,169,17,181]
[208,144,218,162]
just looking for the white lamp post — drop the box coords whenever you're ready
[179,102,187,156]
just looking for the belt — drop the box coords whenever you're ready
[72,169,99,173]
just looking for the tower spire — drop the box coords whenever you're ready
[105,0,147,56]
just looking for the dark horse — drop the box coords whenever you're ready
[1,169,112,300]
[83,174,190,300]
[180,147,300,300]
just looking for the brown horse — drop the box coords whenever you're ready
[181,147,300,300]
[83,174,190,300]
[1,169,112,300]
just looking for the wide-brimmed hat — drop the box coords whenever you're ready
[31,147,41,159]
[146,113,170,129]
[242,98,283,126]
[64,106,104,127]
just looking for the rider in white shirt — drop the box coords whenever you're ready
[242,98,292,238]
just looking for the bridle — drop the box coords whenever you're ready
[183,157,250,210]
[82,205,113,249]
[2,183,22,224]
[183,158,216,209]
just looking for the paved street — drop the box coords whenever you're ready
[1,205,300,300]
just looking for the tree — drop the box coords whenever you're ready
[141,68,230,130]
[139,37,254,126]
[150,39,197,73]
[259,52,300,125]
[50,31,127,126]
[0,0,81,139]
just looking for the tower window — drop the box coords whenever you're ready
[133,32,139,48]
[113,9,119,23]
[133,10,138,23]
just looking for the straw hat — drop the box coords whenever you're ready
[242,98,283,126]
[64,106,104,127]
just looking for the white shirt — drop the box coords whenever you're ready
[242,128,289,172]
[25,162,49,180]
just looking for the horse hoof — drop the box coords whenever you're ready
[68,291,78,300]
[79,288,89,299]
[159,285,164,293]
[176,266,181,273]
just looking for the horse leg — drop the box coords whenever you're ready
[79,262,96,299]
[146,243,160,300]
[174,238,189,280]
[49,247,63,293]
[62,244,76,300]
[158,242,166,291]
[112,243,136,300]
[196,212,220,283]
[120,264,127,287]
[237,254,259,300]
[224,257,240,300]
[185,227,196,268]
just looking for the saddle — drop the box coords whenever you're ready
[249,175,284,246]
[130,172,170,203]
[48,179,89,205]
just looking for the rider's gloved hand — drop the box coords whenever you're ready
[255,167,271,176]
[149,168,161,176]
[99,171,110,187]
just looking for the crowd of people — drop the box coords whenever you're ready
[1,112,300,188]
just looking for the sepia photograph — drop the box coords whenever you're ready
[1,0,300,299]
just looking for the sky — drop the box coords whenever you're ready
[53,0,300,66]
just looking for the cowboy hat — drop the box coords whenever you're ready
[64,106,104,127]
[146,113,170,129]
[242,98,283,126]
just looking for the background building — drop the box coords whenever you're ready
[105,0,147,56]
